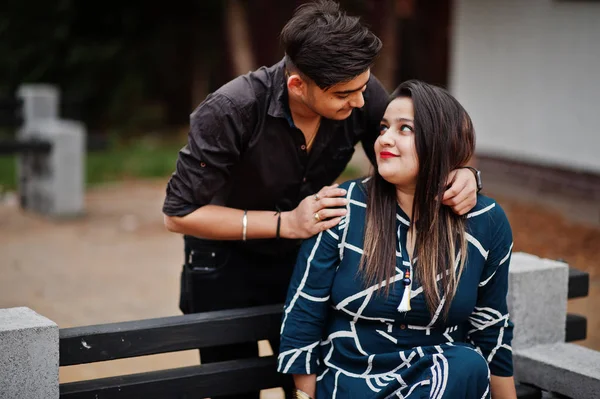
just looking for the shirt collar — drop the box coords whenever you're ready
[267,58,294,127]
[267,57,346,130]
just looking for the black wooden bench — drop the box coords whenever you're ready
[57,266,589,398]
[59,305,287,398]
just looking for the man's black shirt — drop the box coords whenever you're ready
[163,58,389,255]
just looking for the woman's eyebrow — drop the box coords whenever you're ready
[394,117,414,123]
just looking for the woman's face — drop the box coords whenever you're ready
[375,96,419,188]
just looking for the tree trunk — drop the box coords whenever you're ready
[190,3,222,110]
[370,0,399,93]
[225,0,256,76]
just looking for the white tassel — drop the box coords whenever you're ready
[397,285,412,312]
[397,269,412,312]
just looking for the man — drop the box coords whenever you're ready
[163,1,480,398]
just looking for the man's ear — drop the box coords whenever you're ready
[287,74,307,98]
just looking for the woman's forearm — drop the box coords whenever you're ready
[490,375,517,399]
[293,374,317,398]
[164,205,280,240]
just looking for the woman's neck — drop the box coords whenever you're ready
[397,185,416,262]
[396,186,415,220]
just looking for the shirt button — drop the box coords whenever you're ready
[300,144,306,151]
[200,162,206,168]
[302,177,307,183]
[400,324,407,330]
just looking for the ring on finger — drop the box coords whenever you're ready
[314,193,320,201]
[313,212,321,222]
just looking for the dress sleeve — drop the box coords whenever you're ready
[467,203,515,377]
[162,93,248,217]
[278,227,341,375]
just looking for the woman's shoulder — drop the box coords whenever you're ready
[336,177,370,201]
[466,194,511,232]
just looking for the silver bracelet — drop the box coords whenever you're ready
[293,389,313,399]
[242,210,248,241]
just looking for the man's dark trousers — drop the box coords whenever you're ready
[181,235,297,399]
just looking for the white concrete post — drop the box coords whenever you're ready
[15,84,86,218]
[515,343,600,399]
[16,84,60,130]
[19,120,86,218]
[15,84,61,211]
[507,252,569,349]
[0,307,59,399]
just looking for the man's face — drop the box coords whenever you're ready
[305,69,370,120]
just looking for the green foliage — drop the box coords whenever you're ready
[337,165,364,182]
[0,137,186,192]
[0,1,224,131]
[0,156,16,192]
[85,139,184,185]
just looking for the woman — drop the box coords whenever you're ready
[277,80,516,398]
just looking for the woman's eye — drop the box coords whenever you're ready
[400,124,414,133]
[379,124,389,133]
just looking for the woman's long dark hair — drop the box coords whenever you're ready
[360,80,475,319]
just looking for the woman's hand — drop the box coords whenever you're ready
[442,168,478,215]
[293,374,317,398]
[490,375,517,399]
[282,184,348,239]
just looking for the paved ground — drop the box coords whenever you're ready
[0,166,597,397]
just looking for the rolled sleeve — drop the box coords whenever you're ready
[163,93,247,216]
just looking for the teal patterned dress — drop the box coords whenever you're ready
[278,178,514,398]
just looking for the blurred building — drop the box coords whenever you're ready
[448,0,600,225]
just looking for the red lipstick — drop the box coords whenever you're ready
[379,151,399,159]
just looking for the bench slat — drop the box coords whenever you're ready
[565,313,587,342]
[568,266,589,299]
[0,139,52,155]
[515,383,542,399]
[59,356,287,398]
[59,304,282,366]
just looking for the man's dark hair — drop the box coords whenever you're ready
[280,0,382,90]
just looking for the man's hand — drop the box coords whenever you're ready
[442,168,478,215]
[282,184,348,239]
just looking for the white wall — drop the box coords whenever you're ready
[449,0,600,173]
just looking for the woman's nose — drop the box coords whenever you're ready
[379,130,395,146]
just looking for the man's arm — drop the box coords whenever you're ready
[164,184,348,240]
[162,93,245,218]
[164,88,349,240]
[442,168,479,215]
